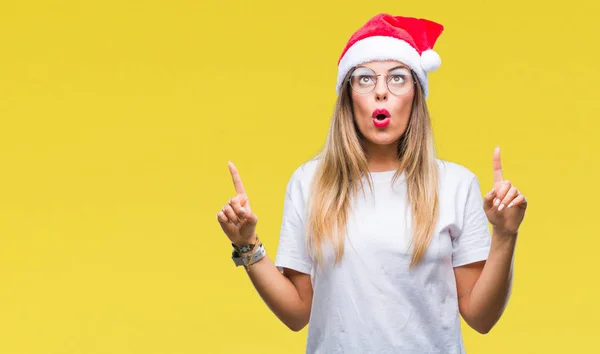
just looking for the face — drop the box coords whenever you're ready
[349,60,415,148]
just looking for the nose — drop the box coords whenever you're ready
[374,76,388,102]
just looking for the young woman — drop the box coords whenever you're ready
[217,13,527,353]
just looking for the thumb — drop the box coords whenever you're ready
[239,194,250,208]
[483,187,496,210]
[239,194,258,226]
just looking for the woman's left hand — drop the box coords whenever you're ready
[483,147,528,237]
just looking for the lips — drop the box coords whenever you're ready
[372,108,391,119]
[372,108,391,128]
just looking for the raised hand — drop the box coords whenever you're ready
[216,161,259,247]
[483,146,528,237]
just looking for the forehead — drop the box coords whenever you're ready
[357,60,409,71]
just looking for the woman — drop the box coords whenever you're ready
[217,13,527,353]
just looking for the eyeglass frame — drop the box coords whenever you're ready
[346,66,417,96]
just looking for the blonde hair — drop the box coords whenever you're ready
[306,70,439,269]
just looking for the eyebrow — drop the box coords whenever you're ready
[356,65,410,72]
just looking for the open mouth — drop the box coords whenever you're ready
[372,109,391,128]
[372,108,391,119]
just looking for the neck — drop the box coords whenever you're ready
[363,141,401,172]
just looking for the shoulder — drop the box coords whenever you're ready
[288,156,322,185]
[283,156,322,201]
[436,158,480,190]
[436,158,476,180]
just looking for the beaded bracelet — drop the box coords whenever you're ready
[232,234,259,254]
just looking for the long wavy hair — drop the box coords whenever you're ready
[306,68,439,270]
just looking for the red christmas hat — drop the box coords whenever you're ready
[336,13,444,98]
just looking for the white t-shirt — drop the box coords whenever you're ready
[274,158,491,354]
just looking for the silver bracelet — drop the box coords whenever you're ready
[232,242,266,268]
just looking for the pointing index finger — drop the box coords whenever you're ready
[493,146,503,184]
[228,161,246,195]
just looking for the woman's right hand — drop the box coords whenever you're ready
[216,161,259,247]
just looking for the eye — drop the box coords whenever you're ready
[359,76,375,85]
[388,69,412,86]
[390,75,406,84]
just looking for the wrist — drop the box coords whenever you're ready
[491,229,518,249]
[232,233,259,254]
[492,227,518,239]
[231,237,266,269]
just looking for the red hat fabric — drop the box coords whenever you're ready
[336,14,444,98]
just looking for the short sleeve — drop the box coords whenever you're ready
[452,176,491,267]
[274,170,313,275]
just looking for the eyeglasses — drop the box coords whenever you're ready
[348,66,416,96]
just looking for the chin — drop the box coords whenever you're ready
[365,132,402,146]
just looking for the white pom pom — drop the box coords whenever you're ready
[420,50,441,72]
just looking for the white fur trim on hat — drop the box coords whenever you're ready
[336,36,429,98]
[420,49,441,73]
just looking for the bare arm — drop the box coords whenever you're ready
[244,253,313,331]
[217,161,312,331]
[454,146,527,334]
[454,231,516,334]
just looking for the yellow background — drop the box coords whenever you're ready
[0,0,598,353]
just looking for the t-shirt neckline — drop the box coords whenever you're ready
[366,169,405,183]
